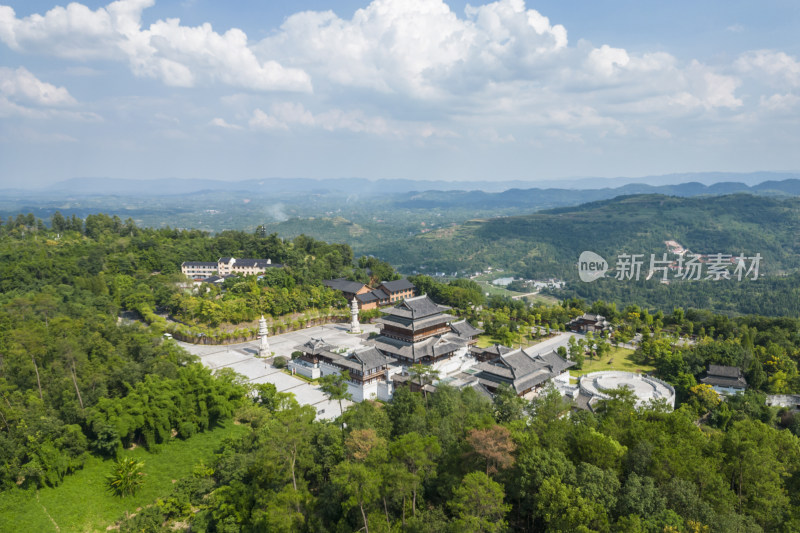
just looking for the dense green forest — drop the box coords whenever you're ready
[2,212,800,532]
[112,384,800,532]
[0,213,362,493]
[371,194,800,277]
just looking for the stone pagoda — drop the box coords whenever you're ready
[350,297,361,334]
[258,315,270,357]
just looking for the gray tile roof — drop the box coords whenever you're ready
[476,348,575,394]
[471,344,513,358]
[348,346,391,371]
[356,289,390,303]
[182,261,217,268]
[370,334,468,362]
[700,365,747,389]
[707,365,744,378]
[323,278,366,294]
[383,295,449,319]
[450,319,483,338]
[295,338,336,355]
[376,313,453,331]
[357,292,379,303]
[380,279,416,292]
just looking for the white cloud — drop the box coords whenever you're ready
[726,24,744,33]
[587,45,630,76]
[0,66,76,106]
[209,117,243,130]
[644,125,671,139]
[248,102,398,136]
[249,108,288,131]
[736,50,800,87]
[0,0,311,92]
[686,61,742,109]
[759,93,800,111]
[0,127,78,143]
[256,0,569,98]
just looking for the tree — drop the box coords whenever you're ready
[535,476,608,532]
[106,457,146,497]
[331,461,382,533]
[449,471,510,533]
[319,370,353,429]
[492,383,527,423]
[389,432,441,516]
[408,363,439,408]
[466,425,516,477]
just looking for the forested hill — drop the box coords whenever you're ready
[372,193,800,279]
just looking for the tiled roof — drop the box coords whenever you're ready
[357,292,379,303]
[323,278,366,294]
[380,278,416,292]
[701,375,747,388]
[382,295,450,319]
[707,365,743,378]
[295,338,336,355]
[450,319,483,338]
[182,261,217,267]
[348,346,392,371]
[370,334,468,362]
[356,289,391,303]
[376,313,453,331]
[471,344,513,358]
[701,365,747,389]
[476,348,574,394]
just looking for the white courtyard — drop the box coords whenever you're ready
[176,322,379,420]
[578,370,675,408]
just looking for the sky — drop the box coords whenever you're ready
[1,0,799,188]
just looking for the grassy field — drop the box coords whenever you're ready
[570,346,655,378]
[0,419,249,533]
[521,294,559,306]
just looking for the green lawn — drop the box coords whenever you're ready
[475,334,500,348]
[0,419,249,533]
[570,347,655,378]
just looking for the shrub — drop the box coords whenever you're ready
[273,356,288,369]
[107,457,146,497]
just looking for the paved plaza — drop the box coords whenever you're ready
[177,322,379,420]
[579,370,675,408]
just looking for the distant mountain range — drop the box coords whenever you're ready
[390,179,800,210]
[3,171,800,197]
[368,193,800,279]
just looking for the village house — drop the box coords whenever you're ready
[323,278,417,310]
[181,257,282,280]
[181,261,218,279]
[377,279,416,302]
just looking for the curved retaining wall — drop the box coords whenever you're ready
[579,370,675,409]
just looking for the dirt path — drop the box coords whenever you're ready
[36,490,60,532]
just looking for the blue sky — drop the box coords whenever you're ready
[1,0,799,188]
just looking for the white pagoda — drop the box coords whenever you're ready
[350,297,361,334]
[258,315,270,357]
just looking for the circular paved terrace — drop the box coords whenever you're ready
[579,371,675,408]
